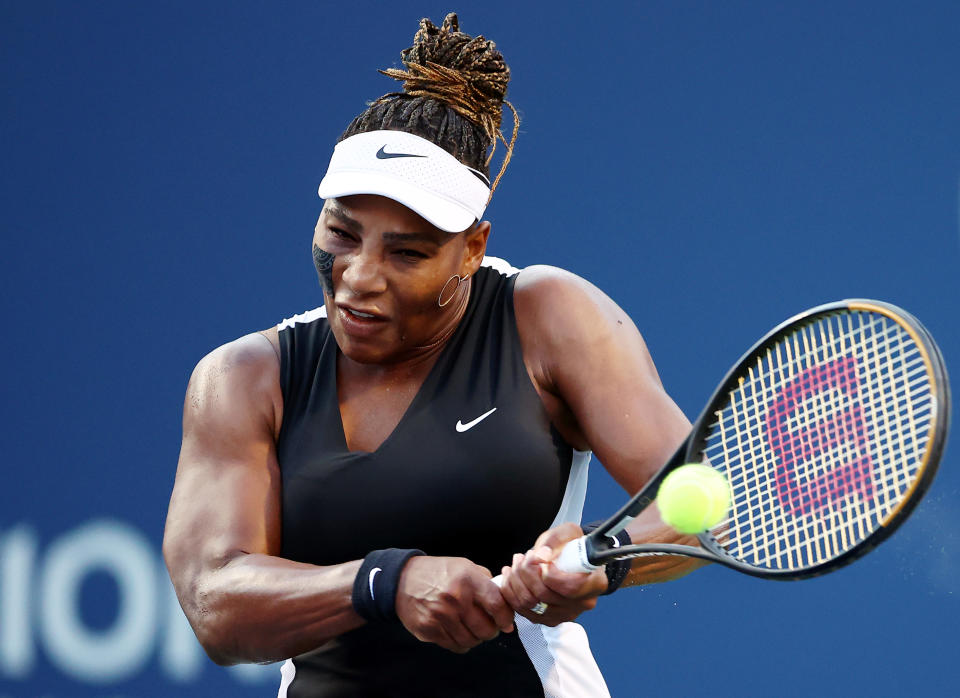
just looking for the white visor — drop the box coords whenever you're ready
[317,130,491,233]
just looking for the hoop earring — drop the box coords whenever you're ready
[438,274,469,308]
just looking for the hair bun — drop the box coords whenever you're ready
[361,13,519,197]
[380,13,510,135]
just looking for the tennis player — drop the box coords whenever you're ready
[163,13,701,697]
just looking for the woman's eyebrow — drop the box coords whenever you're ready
[324,202,362,232]
[383,230,453,246]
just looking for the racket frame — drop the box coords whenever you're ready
[575,299,950,580]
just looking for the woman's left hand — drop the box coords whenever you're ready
[498,522,608,626]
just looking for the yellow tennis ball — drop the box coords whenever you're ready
[656,464,731,534]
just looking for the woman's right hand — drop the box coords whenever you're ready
[395,556,515,653]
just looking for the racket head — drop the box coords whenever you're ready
[689,299,950,579]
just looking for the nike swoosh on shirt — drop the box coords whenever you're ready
[368,567,382,599]
[456,407,497,433]
[376,145,427,159]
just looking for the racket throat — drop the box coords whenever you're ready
[605,516,634,538]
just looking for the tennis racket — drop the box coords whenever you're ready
[554,299,950,580]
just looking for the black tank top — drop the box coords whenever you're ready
[275,258,604,697]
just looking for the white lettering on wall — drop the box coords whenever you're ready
[0,519,276,688]
[0,525,36,677]
[39,520,157,682]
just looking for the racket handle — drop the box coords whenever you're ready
[489,537,599,588]
[555,537,600,573]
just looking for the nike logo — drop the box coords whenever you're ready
[368,567,382,599]
[456,407,497,433]
[376,145,427,160]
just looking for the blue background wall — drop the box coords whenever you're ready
[2,2,959,696]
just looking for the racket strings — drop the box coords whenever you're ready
[705,366,932,508]
[772,321,924,564]
[704,360,930,462]
[709,420,930,533]
[708,415,933,542]
[701,310,935,571]
[744,317,925,567]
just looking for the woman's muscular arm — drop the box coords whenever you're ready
[163,332,512,664]
[163,332,366,664]
[499,267,705,624]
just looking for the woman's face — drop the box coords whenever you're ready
[313,194,488,365]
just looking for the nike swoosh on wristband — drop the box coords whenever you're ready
[368,567,382,599]
[376,145,427,160]
[456,407,497,433]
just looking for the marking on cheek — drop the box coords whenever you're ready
[312,245,335,297]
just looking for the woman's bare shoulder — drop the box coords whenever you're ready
[185,329,282,438]
[513,264,641,352]
[191,330,279,384]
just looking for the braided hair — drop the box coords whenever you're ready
[340,13,519,197]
